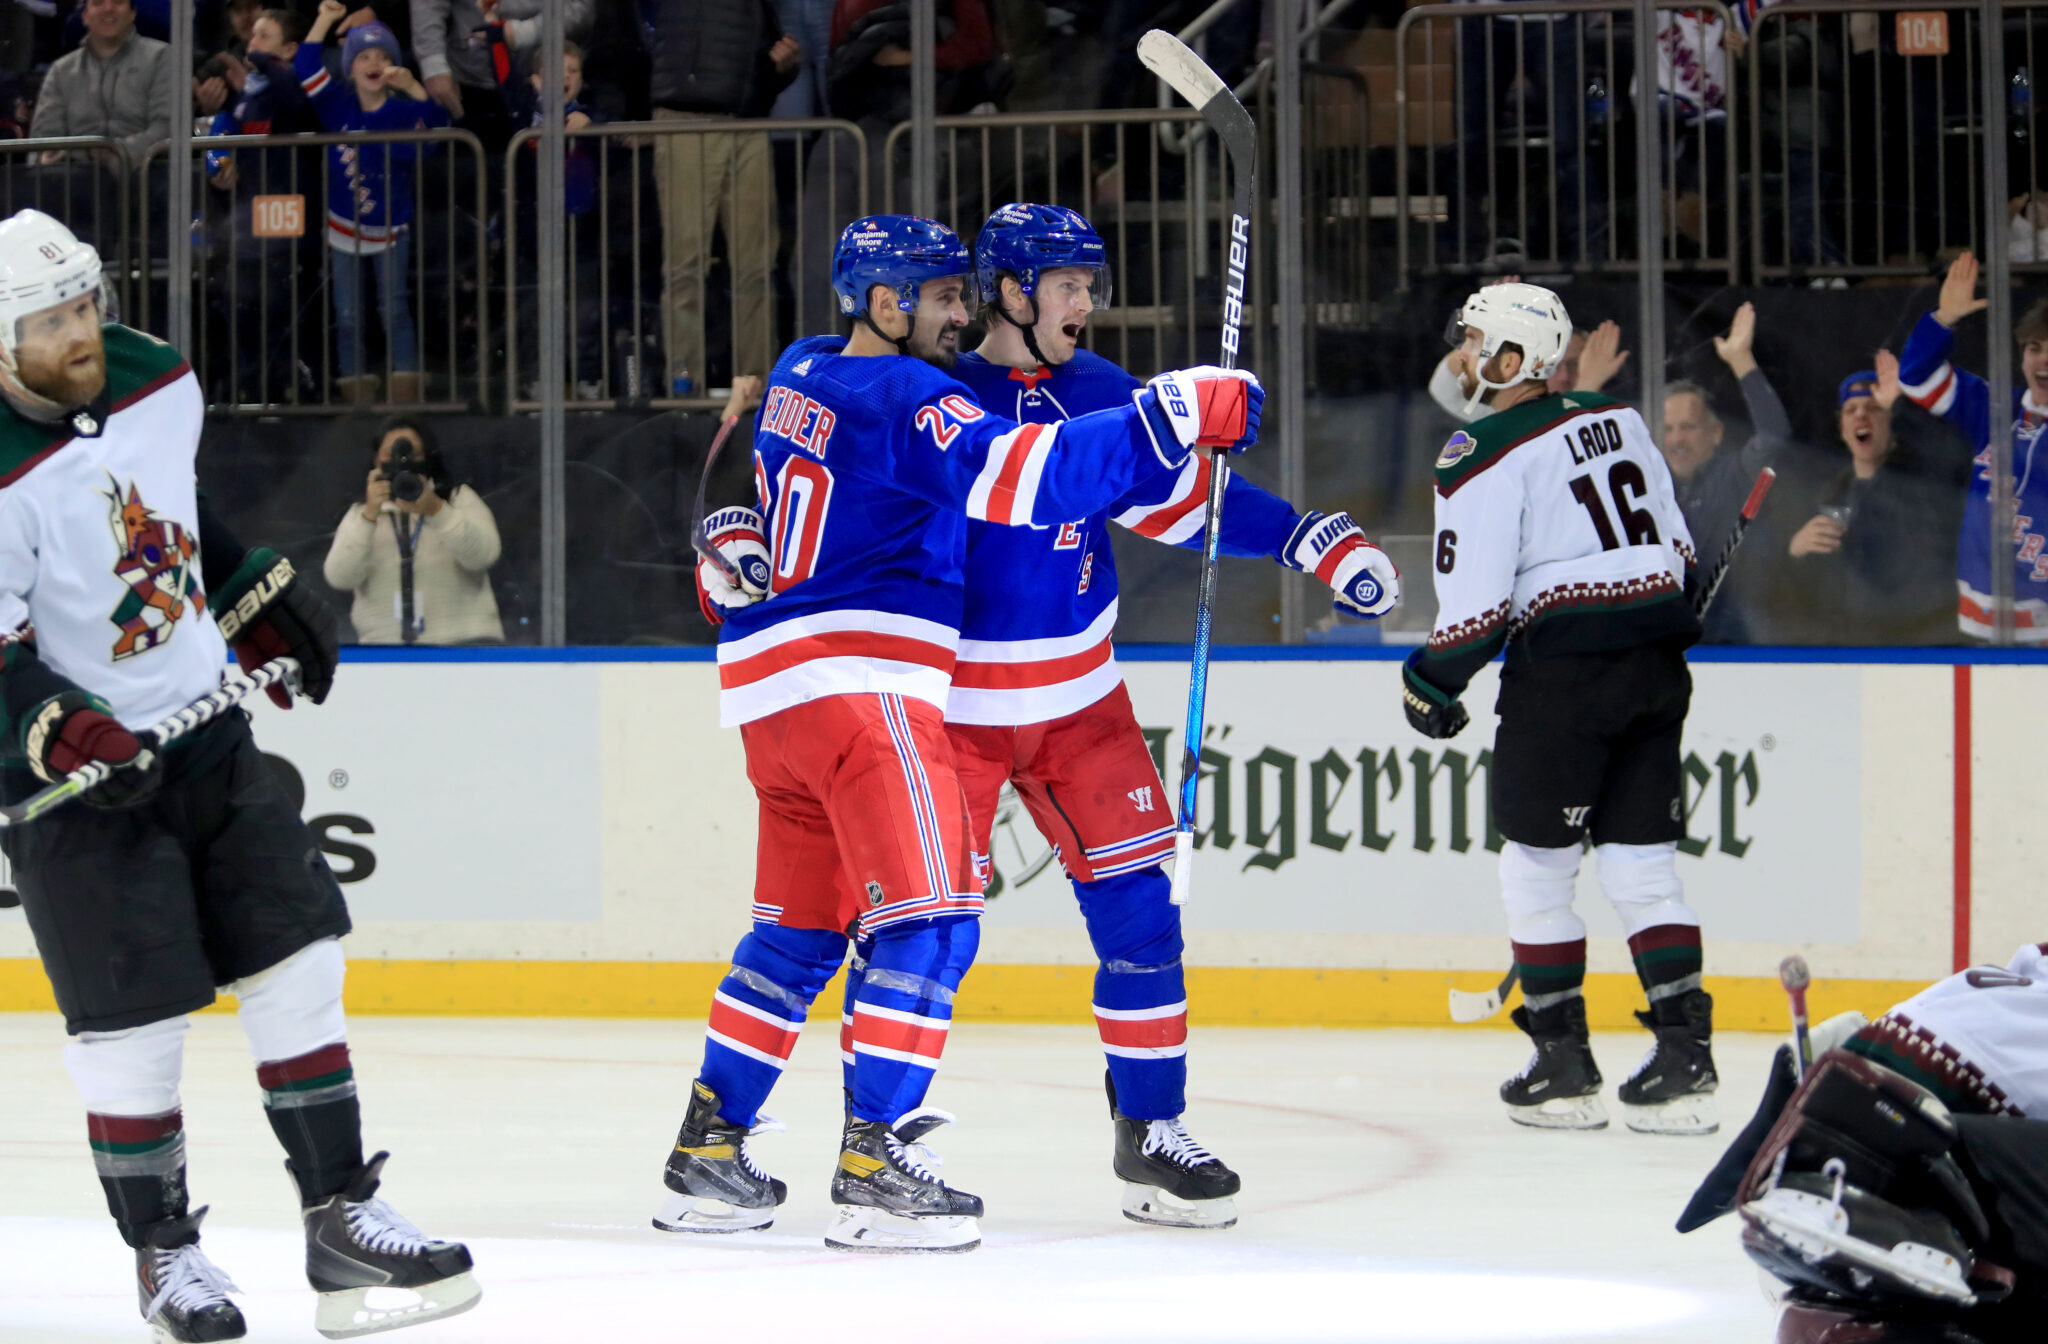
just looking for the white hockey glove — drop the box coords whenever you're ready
[694,507,771,626]
[1134,366,1263,466]
[1283,510,1399,617]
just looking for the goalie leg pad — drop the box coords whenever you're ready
[1076,868,1187,1121]
[699,925,846,1129]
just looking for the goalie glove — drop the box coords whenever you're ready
[1283,510,1399,617]
[1135,366,1263,466]
[695,507,772,627]
[210,549,339,709]
[22,689,162,808]
[1401,658,1469,740]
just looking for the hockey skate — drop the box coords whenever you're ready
[654,1080,787,1234]
[1108,1072,1239,1229]
[300,1152,480,1339]
[1619,989,1720,1135]
[1742,1158,1979,1306]
[1502,998,1608,1129]
[825,1107,983,1253]
[136,1208,246,1344]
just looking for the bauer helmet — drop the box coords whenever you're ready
[1446,282,1571,410]
[973,203,1113,310]
[0,209,108,359]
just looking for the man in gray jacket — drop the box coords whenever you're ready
[29,0,174,251]
[408,0,589,151]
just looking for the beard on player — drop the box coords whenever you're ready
[5,294,107,413]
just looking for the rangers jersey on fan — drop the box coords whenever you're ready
[944,349,1302,726]
[1850,944,2048,1117]
[1409,390,1699,699]
[0,326,226,728]
[1896,312,2048,642]
[716,336,1190,727]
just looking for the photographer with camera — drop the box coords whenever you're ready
[322,416,505,644]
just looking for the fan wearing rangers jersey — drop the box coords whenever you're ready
[1679,945,2048,1344]
[662,215,1264,1254]
[1895,250,2048,642]
[0,211,476,1343]
[1401,283,1719,1137]
[935,202,1399,1229]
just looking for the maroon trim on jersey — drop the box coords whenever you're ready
[0,433,74,488]
[1435,403,1610,500]
[114,362,191,415]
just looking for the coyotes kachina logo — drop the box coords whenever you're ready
[103,474,199,660]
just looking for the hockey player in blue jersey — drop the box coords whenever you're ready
[658,214,1266,1253]
[1896,250,2048,642]
[939,203,1401,1229]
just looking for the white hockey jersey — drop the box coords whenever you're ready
[1855,944,2048,1118]
[0,326,227,730]
[1409,390,1700,700]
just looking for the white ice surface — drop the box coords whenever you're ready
[0,1015,1782,1344]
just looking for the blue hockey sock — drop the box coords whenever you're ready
[1078,868,1188,1120]
[847,915,979,1125]
[698,924,846,1128]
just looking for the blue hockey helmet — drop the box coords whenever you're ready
[831,215,976,322]
[973,203,1113,309]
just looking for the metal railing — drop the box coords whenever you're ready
[1395,0,1741,281]
[882,107,1247,375]
[503,117,866,413]
[0,138,134,317]
[140,127,488,413]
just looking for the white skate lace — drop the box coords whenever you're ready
[739,1115,787,1183]
[144,1243,240,1320]
[1140,1119,1217,1170]
[344,1196,434,1256]
[885,1133,946,1184]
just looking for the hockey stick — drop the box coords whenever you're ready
[0,656,301,828]
[1692,467,1776,620]
[1138,29,1256,907]
[1448,965,1520,1024]
[1779,954,1814,1082]
[688,413,759,588]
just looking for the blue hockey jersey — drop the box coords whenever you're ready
[716,337,1194,726]
[945,349,1304,725]
[1898,312,2048,642]
[294,43,450,254]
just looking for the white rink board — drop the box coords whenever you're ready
[0,653,2014,984]
[985,661,1863,944]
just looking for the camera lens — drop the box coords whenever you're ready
[391,469,424,503]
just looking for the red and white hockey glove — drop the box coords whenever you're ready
[1284,510,1399,617]
[1136,366,1263,465]
[23,689,162,808]
[695,507,772,626]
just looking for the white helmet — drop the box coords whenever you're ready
[1446,282,1572,410]
[0,209,106,354]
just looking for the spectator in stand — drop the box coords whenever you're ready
[0,69,36,138]
[297,0,449,405]
[1656,305,1792,642]
[203,6,326,403]
[323,416,505,645]
[799,0,1001,316]
[1782,355,1967,644]
[487,19,609,396]
[1448,0,1594,264]
[644,0,798,396]
[1897,251,2048,643]
[30,0,172,168]
[408,0,585,154]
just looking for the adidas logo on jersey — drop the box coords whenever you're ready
[793,358,814,376]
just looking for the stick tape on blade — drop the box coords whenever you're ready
[1138,30,1228,107]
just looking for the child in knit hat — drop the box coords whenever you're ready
[297,0,449,403]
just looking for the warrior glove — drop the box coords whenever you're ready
[210,549,339,709]
[1284,511,1399,618]
[1135,367,1262,466]
[695,507,772,627]
[1401,660,1469,740]
[23,689,162,808]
